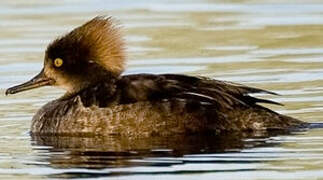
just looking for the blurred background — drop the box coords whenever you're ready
[1,0,323,179]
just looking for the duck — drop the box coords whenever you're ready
[5,16,306,137]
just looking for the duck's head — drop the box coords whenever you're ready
[6,16,125,96]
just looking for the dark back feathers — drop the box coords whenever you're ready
[116,74,281,110]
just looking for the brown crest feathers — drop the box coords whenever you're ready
[47,16,125,76]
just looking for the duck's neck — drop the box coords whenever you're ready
[60,73,120,101]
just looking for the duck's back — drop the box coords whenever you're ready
[31,74,305,137]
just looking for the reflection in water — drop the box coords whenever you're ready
[30,130,303,178]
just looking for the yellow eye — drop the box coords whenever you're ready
[54,58,63,67]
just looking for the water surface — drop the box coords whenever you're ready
[1,0,323,179]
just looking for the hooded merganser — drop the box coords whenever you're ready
[6,16,306,137]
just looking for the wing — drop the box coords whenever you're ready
[117,74,281,110]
